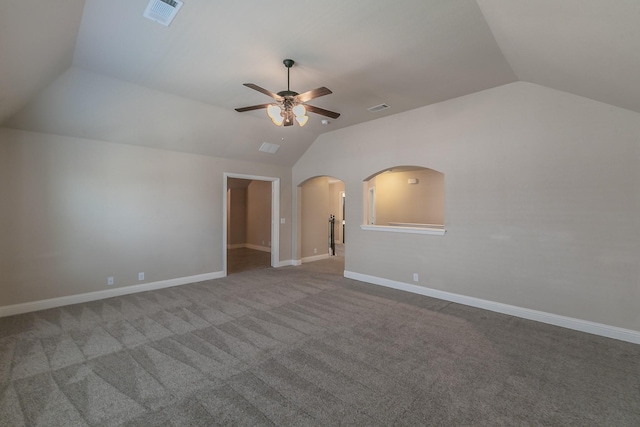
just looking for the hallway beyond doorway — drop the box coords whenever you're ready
[227,247,271,275]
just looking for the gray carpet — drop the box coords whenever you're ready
[1,258,639,426]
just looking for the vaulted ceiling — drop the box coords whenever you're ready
[1,0,639,166]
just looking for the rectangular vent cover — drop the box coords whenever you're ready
[368,103,390,112]
[143,0,183,26]
[259,142,280,154]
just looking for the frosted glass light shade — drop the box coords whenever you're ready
[267,104,284,126]
[293,104,306,117]
[295,114,308,126]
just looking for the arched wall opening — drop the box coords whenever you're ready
[363,166,444,228]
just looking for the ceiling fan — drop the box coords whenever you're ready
[235,59,340,127]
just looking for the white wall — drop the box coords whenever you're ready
[293,82,640,332]
[0,128,293,307]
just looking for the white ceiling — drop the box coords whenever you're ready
[1,0,639,166]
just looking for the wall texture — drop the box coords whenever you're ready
[0,128,293,307]
[293,82,640,332]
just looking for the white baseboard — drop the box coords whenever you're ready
[344,271,640,345]
[302,253,330,263]
[292,260,302,266]
[276,260,298,267]
[245,244,271,253]
[227,243,271,252]
[0,271,224,318]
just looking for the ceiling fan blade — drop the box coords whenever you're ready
[305,104,341,119]
[295,87,332,103]
[243,83,281,100]
[235,103,272,113]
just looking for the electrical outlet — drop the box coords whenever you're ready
[138,272,144,281]
[314,248,317,254]
[413,273,419,282]
[108,277,114,286]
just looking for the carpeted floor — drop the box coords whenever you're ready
[1,257,639,426]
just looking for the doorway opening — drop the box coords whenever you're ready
[223,173,280,275]
[298,176,345,263]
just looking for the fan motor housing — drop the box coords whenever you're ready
[277,90,298,98]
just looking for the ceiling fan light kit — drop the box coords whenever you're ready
[267,104,284,126]
[235,59,340,127]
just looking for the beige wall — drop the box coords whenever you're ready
[227,178,273,250]
[0,140,9,288]
[293,82,640,332]
[372,168,444,225]
[365,176,376,225]
[246,180,272,249]
[228,187,247,246]
[0,128,293,307]
[300,177,330,259]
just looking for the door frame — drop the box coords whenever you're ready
[223,172,280,276]
[340,191,346,243]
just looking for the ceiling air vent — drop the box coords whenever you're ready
[259,142,280,154]
[368,103,390,113]
[143,0,183,26]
